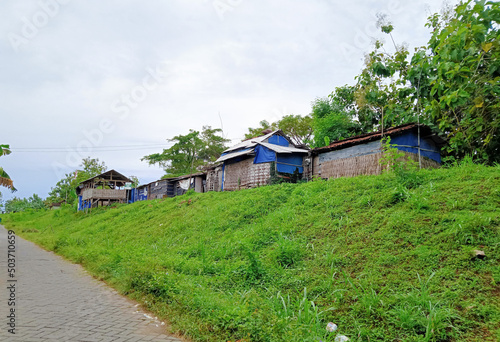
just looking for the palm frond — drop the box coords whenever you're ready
[0,167,16,192]
[0,144,12,157]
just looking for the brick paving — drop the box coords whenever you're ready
[0,226,184,342]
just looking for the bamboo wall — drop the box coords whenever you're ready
[81,189,127,201]
[223,158,270,191]
[314,151,440,179]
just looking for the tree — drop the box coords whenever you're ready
[5,194,45,213]
[245,116,314,146]
[275,115,313,146]
[46,157,108,205]
[415,0,500,163]
[129,175,139,188]
[0,144,16,192]
[310,87,363,147]
[75,157,107,183]
[46,173,77,205]
[244,120,275,139]
[142,126,229,176]
[350,0,500,163]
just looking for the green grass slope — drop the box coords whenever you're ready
[3,162,500,342]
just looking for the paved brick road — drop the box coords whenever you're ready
[0,226,184,342]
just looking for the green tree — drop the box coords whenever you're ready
[142,126,229,176]
[5,194,45,213]
[245,116,313,146]
[47,157,108,205]
[416,0,500,163]
[75,157,107,184]
[47,173,78,205]
[310,87,363,147]
[0,144,16,192]
[244,120,276,140]
[351,1,500,163]
[275,115,313,146]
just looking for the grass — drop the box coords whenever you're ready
[2,161,499,341]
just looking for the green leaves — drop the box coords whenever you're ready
[142,126,229,176]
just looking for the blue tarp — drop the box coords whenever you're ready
[254,145,276,164]
[268,134,289,147]
[128,188,137,204]
[277,154,304,174]
[138,187,148,201]
[391,132,441,163]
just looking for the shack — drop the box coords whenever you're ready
[163,173,206,197]
[308,123,444,180]
[76,170,132,211]
[214,130,309,191]
[128,173,206,202]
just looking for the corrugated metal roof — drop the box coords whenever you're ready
[257,142,309,154]
[215,148,254,163]
[223,130,290,153]
[312,123,445,154]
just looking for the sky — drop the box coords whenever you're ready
[0,0,458,203]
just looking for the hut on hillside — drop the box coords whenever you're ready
[213,130,309,191]
[76,170,132,211]
[129,173,206,203]
[307,123,445,180]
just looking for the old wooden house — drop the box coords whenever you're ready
[307,123,444,180]
[214,130,309,191]
[77,170,132,211]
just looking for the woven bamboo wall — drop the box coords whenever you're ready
[318,152,383,179]
[82,189,127,201]
[315,151,440,179]
[223,158,270,191]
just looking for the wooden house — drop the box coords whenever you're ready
[213,130,309,191]
[76,170,132,211]
[307,123,444,180]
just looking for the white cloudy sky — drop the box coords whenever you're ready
[0,0,456,202]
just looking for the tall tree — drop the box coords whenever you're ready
[416,0,500,163]
[351,0,500,163]
[142,126,229,176]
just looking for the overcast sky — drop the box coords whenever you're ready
[0,0,457,202]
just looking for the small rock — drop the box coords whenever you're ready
[335,335,349,342]
[474,250,486,259]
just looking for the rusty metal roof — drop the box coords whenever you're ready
[312,123,445,154]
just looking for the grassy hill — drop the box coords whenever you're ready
[2,161,499,341]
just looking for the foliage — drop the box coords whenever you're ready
[46,157,108,205]
[245,120,275,139]
[0,144,16,192]
[76,157,107,183]
[310,87,363,147]
[129,175,140,188]
[245,115,313,146]
[142,126,229,176]
[3,163,499,341]
[351,0,500,164]
[418,0,500,163]
[4,194,45,213]
[46,173,78,205]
